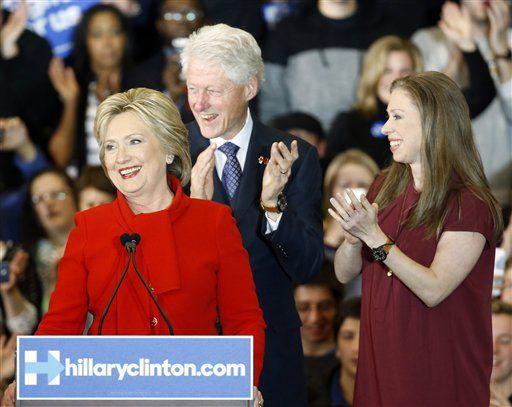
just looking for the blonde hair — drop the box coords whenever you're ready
[355,35,423,116]
[323,149,379,219]
[181,23,264,86]
[374,72,503,239]
[94,88,191,185]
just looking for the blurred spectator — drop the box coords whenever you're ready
[0,242,38,335]
[308,296,361,407]
[103,0,161,62]
[0,2,59,204]
[294,266,343,367]
[502,259,512,305]
[0,332,16,394]
[413,0,512,210]
[0,242,40,393]
[23,169,78,314]
[327,36,421,168]
[259,0,408,131]
[125,0,205,123]
[327,30,495,168]
[76,166,116,211]
[200,0,265,44]
[490,300,512,406]
[322,149,378,300]
[495,212,512,298]
[294,266,343,406]
[0,118,50,243]
[47,4,133,172]
[269,111,327,159]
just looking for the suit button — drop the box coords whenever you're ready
[150,317,158,327]
[149,284,154,292]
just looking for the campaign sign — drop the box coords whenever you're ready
[17,336,253,400]
[2,0,99,58]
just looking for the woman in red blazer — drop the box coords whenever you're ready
[2,88,265,406]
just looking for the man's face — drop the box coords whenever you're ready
[157,0,203,43]
[295,285,337,345]
[492,313,512,383]
[186,59,256,140]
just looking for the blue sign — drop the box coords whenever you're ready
[17,336,253,400]
[370,120,386,138]
[2,0,99,58]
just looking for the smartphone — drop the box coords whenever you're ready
[0,262,8,283]
[0,243,21,284]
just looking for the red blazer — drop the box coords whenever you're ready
[36,176,266,383]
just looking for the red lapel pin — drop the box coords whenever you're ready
[258,156,269,165]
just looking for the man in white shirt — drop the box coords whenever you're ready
[182,24,323,406]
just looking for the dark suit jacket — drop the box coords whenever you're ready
[188,119,323,329]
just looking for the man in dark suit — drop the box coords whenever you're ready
[181,24,323,406]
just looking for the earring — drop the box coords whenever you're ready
[166,154,175,164]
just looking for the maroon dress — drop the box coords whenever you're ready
[354,180,495,406]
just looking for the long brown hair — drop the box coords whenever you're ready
[374,72,503,239]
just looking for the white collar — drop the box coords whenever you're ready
[209,108,253,152]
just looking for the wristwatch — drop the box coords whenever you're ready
[370,237,395,262]
[260,192,287,213]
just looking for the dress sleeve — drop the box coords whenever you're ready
[35,212,88,335]
[214,205,266,386]
[442,189,494,244]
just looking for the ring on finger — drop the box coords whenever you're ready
[278,166,289,175]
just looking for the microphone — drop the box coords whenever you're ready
[98,233,174,335]
[120,233,140,253]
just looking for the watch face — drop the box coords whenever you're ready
[372,248,387,262]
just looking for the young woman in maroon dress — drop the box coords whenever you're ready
[329,71,503,406]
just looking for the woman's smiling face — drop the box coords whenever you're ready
[103,111,168,199]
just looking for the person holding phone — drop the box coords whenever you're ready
[329,71,502,406]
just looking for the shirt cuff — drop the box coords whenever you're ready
[264,212,282,234]
[13,147,49,179]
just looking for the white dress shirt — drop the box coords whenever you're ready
[209,109,282,231]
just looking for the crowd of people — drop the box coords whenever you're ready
[1,0,511,406]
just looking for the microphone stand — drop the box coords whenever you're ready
[97,234,174,335]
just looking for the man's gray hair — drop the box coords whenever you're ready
[181,23,264,86]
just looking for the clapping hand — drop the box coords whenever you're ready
[439,1,476,52]
[190,144,216,200]
[487,0,510,57]
[48,57,80,104]
[261,140,299,207]
[253,386,263,407]
[328,189,382,247]
[0,0,28,59]
[95,71,121,102]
